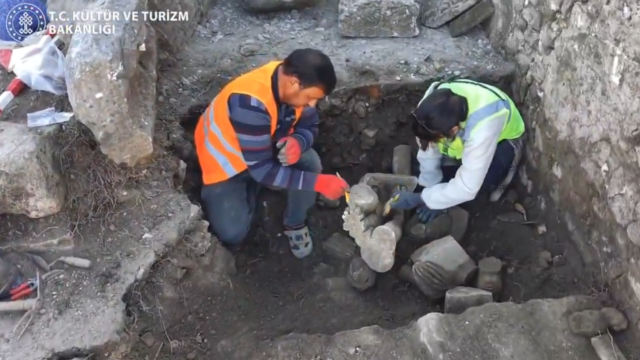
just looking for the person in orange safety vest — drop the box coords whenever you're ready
[194,49,349,258]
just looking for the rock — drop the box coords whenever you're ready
[420,0,480,28]
[321,233,357,261]
[224,296,602,360]
[186,352,197,360]
[338,0,420,38]
[65,0,158,166]
[591,335,627,360]
[552,255,566,267]
[0,123,65,217]
[359,127,378,149]
[448,206,469,242]
[139,332,156,347]
[448,0,495,37]
[325,277,361,305]
[568,310,609,337]
[347,257,376,291]
[240,0,320,13]
[600,308,628,331]
[538,251,552,268]
[410,236,477,299]
[476,257,502,295]
[444,286,493,314]
[405,213,451,244]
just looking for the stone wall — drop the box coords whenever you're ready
[486,0,640,325]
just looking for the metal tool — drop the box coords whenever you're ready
[0,278,37,301]
[336,172,350,203]
[383,194,399,216]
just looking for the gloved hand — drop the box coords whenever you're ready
[314,174,349,200]
[276,136,302,166]
[387,191,424,210]
[417,205,444,223]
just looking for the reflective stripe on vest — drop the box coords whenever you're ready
[431,80,523,159]
[194,61,304,185]
[202,95,244,177]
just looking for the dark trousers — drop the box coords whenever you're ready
[200,149,322,245]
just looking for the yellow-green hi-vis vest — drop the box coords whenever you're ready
[419,79,525,160]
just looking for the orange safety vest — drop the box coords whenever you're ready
[195,61,304,185]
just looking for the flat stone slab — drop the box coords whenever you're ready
[420,0,481,28]
[444,286,493,314]
[222,296,604,360]
[448,0,495,38]
[338,0,421,38]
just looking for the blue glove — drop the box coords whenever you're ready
[417,206,444,223]
[388,191,424,210]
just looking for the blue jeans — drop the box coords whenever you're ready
[200,149,322,245]
[413,140,515,195]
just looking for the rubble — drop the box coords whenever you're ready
[420,0,480,28]
[0,192,235,360]
[65,0,158,166]
[447,0,495,37]
[0,123,65,218]
[444,286,493,314]
[347,257,376,291]
[240,0,320,13]
[222,296,603,360]
[338,0,421,38]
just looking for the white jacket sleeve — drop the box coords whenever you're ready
[417,143,443,188]
[420,113,508,210]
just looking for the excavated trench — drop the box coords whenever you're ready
[124,81,594,359]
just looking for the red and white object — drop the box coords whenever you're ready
[0,78,26,115]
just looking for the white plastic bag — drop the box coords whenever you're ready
[27,107,74,127]
[10,34,66,95]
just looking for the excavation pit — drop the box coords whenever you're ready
[127,83,592,359]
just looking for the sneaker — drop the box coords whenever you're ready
[284,226,313,259]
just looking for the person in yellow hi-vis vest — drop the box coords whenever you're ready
[387,79,525,223]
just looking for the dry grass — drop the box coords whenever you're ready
[56,121,146,224]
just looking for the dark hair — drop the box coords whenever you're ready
[412,88,467,142]
[282,48,337,95]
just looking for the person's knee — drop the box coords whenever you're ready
[294,149,322,173]
[200,182,252,245]
[212,219,251,245]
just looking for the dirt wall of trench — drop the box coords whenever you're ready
[486,0,640,328]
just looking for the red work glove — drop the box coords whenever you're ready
[276,136,302,166]
[314,174,349,200]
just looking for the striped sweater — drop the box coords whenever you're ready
[227,93,320,190]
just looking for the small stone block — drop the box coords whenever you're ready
[568,310,609,337]
[339,0,420,38]
[591,335,627,360]
[444,286,493,314]
[601,307,628,331]
[478,257,502,273]
[421,0,480,28]
[448,0,495,38]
